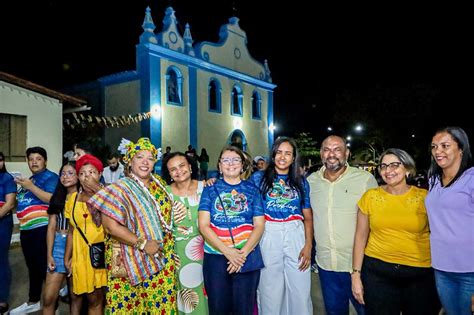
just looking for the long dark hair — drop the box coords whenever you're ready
[48,162,77,215]
[0,152,6,173]
[260,137,304,200]
[428,126,472,188]
[162,152,199,184]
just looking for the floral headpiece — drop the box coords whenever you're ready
[118,137,161,164]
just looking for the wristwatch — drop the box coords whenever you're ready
[134,237,147,251]
[351,269,361,274]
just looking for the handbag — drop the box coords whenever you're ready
[213,186,264,273]
[110,241,128,278]
[72,194,105,269]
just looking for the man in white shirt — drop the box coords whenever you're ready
[102,152,124,185]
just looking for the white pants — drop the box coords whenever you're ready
[257,220,313,315]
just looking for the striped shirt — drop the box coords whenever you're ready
[88,176,169,286]
[16,169,58,230]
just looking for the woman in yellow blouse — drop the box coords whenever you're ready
[65,154,107,315]
[351,148,439,315]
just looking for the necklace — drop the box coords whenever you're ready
[130,173,174,233]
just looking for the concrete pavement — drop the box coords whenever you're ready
[8,245,356,314]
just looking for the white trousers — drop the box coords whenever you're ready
[257,220,313,315]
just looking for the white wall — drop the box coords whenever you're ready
[0,81,63,176]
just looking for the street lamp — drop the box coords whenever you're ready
[354,124,363,132]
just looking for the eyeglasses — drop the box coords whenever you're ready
[378,162,403,171]
[220,157,242,165]
[61,171,76,177]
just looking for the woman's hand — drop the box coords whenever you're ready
[65,258,72,277]
[298,243,312,271]
[14,177,34,190]
[143,239,164,260]
[204,178,217,187]
[223,247,246,273]
[47,255,56,272]
[351,273,365,305]
[173,201,187,223]
[81,177,102,194]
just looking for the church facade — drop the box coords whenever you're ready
[70,6,276,170]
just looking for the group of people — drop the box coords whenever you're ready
[0,126,472,315]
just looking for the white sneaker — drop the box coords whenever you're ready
[59,285,68,297]
[9,301,41,314]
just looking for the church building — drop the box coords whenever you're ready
[69,6,276,170]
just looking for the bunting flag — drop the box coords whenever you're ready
[64,111,152,129]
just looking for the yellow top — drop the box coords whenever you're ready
[65,192,107,294]
[358,186,431,267]
[308,165,378,272]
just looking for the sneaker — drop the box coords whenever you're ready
[9,301,41,314]
[59,285,68,297]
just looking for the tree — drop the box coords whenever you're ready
[294,132,320,165]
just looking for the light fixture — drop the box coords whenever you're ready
[269,123,277,132]
[233,118,243,129]
[151,104,161,119]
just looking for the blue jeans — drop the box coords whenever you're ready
[318,266,365,315]
[203,253,260,315]
[0,213,13,303]
[434,269,474,315]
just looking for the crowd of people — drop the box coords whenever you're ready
[0,126,472,315]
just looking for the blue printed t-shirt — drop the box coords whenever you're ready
[16,169,58,230]
[250,171,311,222]
[0,172,17,205]
[199,179,264,255]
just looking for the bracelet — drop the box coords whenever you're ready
[134,237,147,251]
[351,269,361,275]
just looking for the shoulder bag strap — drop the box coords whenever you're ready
[212,185,235,246]
[72,193,91,247]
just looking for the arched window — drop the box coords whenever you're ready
[208,79,221,112]
[231,85,243,116]
[251,91,261,119]
[166,67,183,105]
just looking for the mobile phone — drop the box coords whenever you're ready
[10,171,23,179]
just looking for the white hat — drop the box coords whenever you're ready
[254,155,266,163]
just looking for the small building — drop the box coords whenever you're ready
[67,6,276,170]
[0,71,86,175]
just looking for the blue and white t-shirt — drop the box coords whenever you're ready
[16,169,58,230]
[199,179,264,255]
[250,171,311,222]
[0,172,16,206]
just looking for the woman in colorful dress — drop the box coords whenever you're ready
[0,152,17,314]
[88,137,177,314]
[64,155,107,315]
[162,152,208,315]
[198,145,265,315]
[43,162,81,315]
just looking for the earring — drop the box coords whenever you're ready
[170,178,174,182]
[189,168,192,174]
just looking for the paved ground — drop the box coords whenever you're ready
[8,245,355,314]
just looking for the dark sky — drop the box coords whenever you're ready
[1,1,473,161]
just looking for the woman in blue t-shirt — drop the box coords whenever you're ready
[198,145,265,315]
[0,152,17,314]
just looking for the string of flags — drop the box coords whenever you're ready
[64,111,152,129]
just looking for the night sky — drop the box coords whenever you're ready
[1,1,472,166]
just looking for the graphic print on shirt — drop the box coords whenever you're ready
[265,178,303,222]
[206,189,253,253]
